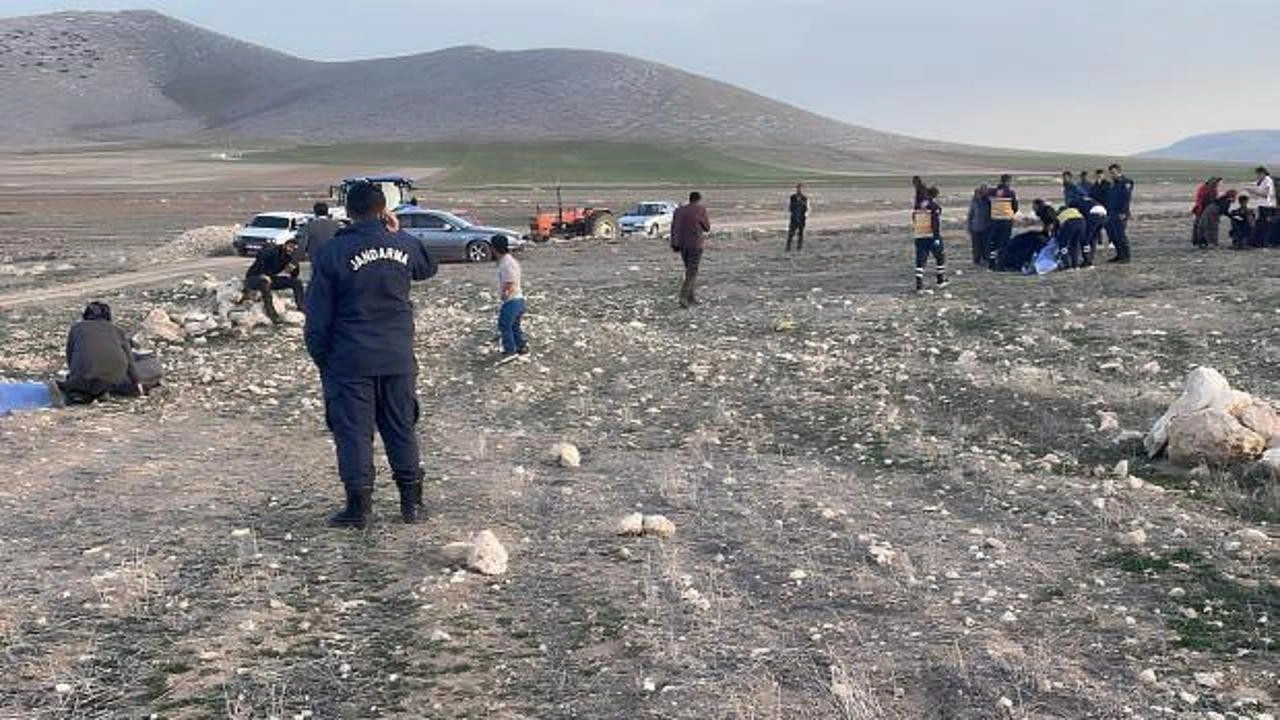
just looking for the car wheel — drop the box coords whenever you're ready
[467,241,493,263]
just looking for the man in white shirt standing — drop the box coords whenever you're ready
[1242,166,1276,247]
[493,235,527,364]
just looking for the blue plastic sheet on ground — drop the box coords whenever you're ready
[1033,239,1060,275]
[0,381,56,416]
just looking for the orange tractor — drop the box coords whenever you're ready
[527,187,618,243]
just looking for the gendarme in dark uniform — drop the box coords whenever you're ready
[304,183,437,528]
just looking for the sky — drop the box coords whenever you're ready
[3,0,1275,155]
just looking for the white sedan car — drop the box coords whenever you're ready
[233,212,312,256]
[619,201,678,238]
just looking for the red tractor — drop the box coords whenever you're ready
[528,187,618,243]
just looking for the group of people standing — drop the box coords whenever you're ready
[1191,166,1277,250]
[960,165,1135,274]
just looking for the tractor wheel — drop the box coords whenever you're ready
[588,212,618,241]
[466,241,493,263]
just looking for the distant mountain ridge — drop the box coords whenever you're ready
[0,9,951,167]
[1143,130,1280,164]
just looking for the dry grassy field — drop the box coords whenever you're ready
[0,155,1275,719]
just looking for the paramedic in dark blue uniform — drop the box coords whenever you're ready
[304,182,437,529]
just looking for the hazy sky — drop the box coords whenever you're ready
[3,0,1274,155]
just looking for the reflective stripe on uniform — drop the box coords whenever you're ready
[1058,208,1083,223]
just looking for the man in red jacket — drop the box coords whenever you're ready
[671,191,711,308]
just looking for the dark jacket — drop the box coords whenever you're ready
[298,217,341,260]
[1034,203,1059,235]
[789,193,809,222]
[246,244,299,279]
[967,195,991,233]
[304,220,437,378]
[1064,182,1088,207]
[65,319,136,395]
[672,203,711,251]
[1106,176,1134,216]
[1090,180,1110,205]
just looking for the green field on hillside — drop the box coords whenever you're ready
[247,142,823,186]
[244,141,1243,188]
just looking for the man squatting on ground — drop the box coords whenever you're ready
[672,191,711,308]
[986,175,1018,269]
[243,238,304,324]
[912,186,948,291]
[305,182,438,529]
[493,235,528,362]
[787,183,809,252]
[60,301,143,403]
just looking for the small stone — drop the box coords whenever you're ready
[230,528,251,537]
[1193,671,1222,689]
[789,568,808,581]
[1168,587,1186,598]
[1116,528,1147,547]
[1112,459,1129,478]
[55,683,72,694]
[984,537,1007,552]
[465,530,508,576]
[956,350,978,366]
[1234,528,1270,547]
[429,629,452,643]
[1000,610,1017,624]
[1178,690,1199,705]
[1138,668,1158,684]
[642,514,676,539]
[1140,360,1161,376]
[616,512,644,536]
[550,442,581,468]
[642,677,657,693]
[997,696,1014,711]
[1097,412,1120,433]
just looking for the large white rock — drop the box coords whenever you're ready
[231,305,273,330]
[1167,409,1266,468]
[214,279,244,317]
[1146,368,1251,458]
[465,530,508,576]
[139,308,185,342]
[1233,400,1280,444]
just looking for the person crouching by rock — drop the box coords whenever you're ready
[243,238,303,324]
[1228,195,1256,250]
[59,301,142,404]
[492,235,528,364]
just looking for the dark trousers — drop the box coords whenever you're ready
[1106,215,1131,259]
[969,230,987,264]
[1059,220,1086,269]
[679,247,702,306]
[323,374,422,494]
[786,218,806,251]
[914,237,946,288]
[245,274,303,322]
[986,221,1012,269]
[58,376,138,405]
[1257,207,1276,248]
[498,298,527,354]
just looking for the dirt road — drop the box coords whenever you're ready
[0,256,243,309]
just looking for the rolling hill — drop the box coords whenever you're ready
[1143,130,1280,164]
[0,10,941,165]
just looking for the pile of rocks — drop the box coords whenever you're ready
[132,275,302,346]
[156,225,239,260]
[1145,367,1280,472]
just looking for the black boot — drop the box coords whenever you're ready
[398,480,426,525]
[328,487,371,529]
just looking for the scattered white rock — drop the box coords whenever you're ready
[550,442,581,468]
[1193,671,1223,689]
[465,530,509,576]
[1138,668,1158,684]
[789,568,808,581]
[441,542,472,565]
[616,512,645,536]
[642,514,676,539]
[139,307,185,343]
[1116,528,1147,547]
[1097,411,1120,433]
[956,350,978,366]
[1112,459,1129,478]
